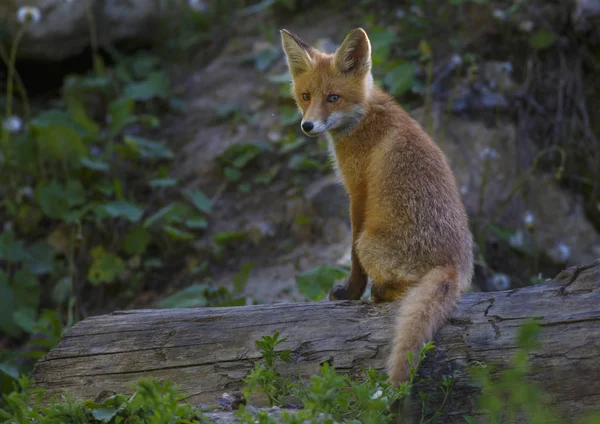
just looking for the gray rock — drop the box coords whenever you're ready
[1,0,180,61]
[573,0,600,34]
[304,175,349,220]
[411,107,600,278]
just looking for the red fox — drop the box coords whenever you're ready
[280,27,474,386]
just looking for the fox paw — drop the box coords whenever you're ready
[327,284,349,300]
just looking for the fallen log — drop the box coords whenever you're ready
[33,260,600,423]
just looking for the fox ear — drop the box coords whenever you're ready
[280,29,315,77]
[334,28,372,75]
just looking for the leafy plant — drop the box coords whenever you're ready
[159,261,254,308]
[238,333,442,423]
[0,376,206,423]
[295,265,349,301]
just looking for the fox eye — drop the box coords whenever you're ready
[327,94,340,103]
[302,93,310,101]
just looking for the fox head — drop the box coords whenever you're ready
[280,28,373,137]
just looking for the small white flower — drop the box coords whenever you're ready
[409,5,424,17]
[90,145,102,156]
[479,147,499,160]
[549,242,571,263]
[371,389,383,399]
[493,10,506,20]
[16,186,33,203]
[17,6,41,25]
[488,273,511,291]
[509,229,524,248]
[523,211,535,229]
[396,8,406,19]
[188,0,207,12]
[3,115,23,133]
[518,20,534,33]
[451,54,463,66]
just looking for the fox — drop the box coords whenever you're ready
[280,27,474,386]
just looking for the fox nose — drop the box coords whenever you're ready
[301,121,314,132]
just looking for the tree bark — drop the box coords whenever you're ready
[33,260,600,423]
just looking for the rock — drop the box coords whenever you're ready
[573,0,600,34]
[304,176,349,221]
[1,0,177,62]
[411,107,600,287]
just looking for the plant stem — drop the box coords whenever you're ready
[0,42,30,123]
[84,0,102,75]
[5,26,26,123]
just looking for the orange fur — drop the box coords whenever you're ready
[280,28,474,386]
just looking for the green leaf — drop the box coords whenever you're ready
[52,277,71,304]
[295,266,349,301]
[160,285,210,308]
[463,416,477,424]
[266,71,291,84]
[131,54,161,77]
[122,224,151,256]
[12,307,36,334]
[384,62,417,97]
[529,28,556,50]
[233,262,253,293]
[0,360,20,379]
[31,109,87,136]
[144,202,192,227]
[108,97,135,135]
[13,269,41,311]
[162,225,195,241]
[37,180,69,219]
[213,231,248,246]
[369,27,397,65]
[185,216,208,229]
[216,143,266,169]
[102,201,143,223]
[224,167,242,182]
[144,203,177,227]
[124,135,174,160]
[80,157,110,171]
[183,189,212,214]
[22,241,55,275]
[123,71,170,100]
[488,225,515,243]
[66,94,100,137]
[88,247,126,285]
[66,179,86,208]
[254,45,280,72]
[0,230,28,262]
[35,124,86,165]
[280,106,301,126]
[0,270,20,337]
[91,407,119,422]
[148,178,178,188]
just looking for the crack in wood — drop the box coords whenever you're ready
[483,298,495,316]
[558,260,600,295]
[488,319,501,339]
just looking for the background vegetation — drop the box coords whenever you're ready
[0,0,599,422]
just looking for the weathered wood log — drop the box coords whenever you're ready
[33,260,600,423]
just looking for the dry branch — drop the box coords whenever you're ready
[33,260,600,423]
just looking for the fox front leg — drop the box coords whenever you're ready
[328,246,368,300]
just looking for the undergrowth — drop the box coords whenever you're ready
[2,321,600,423]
